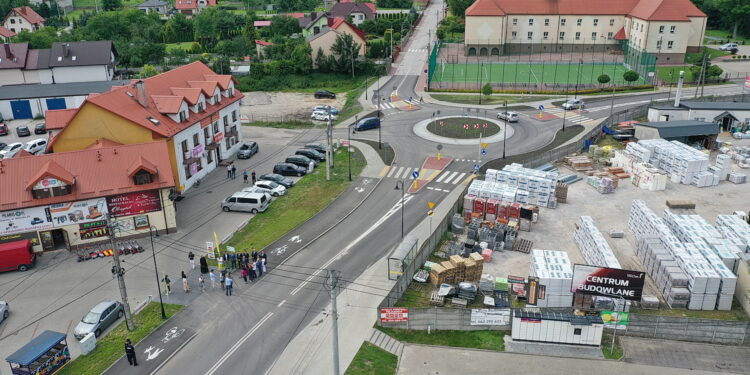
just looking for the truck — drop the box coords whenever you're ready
[0,240,36,272]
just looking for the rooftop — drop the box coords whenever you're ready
[637,120,719,137]
[137,0,169,6]
[514,309,604,325]
[465,0,706,20]
[6,6,45,25]
[678,101,750,110]
[330,2,375,19]
[0,80,131,100]
[49,41,116,67]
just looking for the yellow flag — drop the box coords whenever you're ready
[214,231,221,257]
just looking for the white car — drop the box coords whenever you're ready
[0,301,8,323]
[311,110,335,121]
[561,99,584,110]
[240,187,274,201]
[497,111,520,122]
[312,105,339,115]
[719,43,739,51]
[24,139,47,155]
[0,143,23,159]
[253,180,286,197]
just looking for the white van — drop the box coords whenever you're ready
[221,192,270,213]
[23,139,47,155]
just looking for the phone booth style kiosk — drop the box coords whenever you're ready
[6,331,70,375]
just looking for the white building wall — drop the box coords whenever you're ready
[507,15,624,45]
[511,316,603,346]
[37,69,53,84]
[0,94,87,120]
[51,65,111,83]
[647,107,689,122]
[3,16,37,33]
[0,69,25,86]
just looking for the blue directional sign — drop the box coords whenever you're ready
[473,164,480,171]
[481,148,487,155]
[538,105,545,110]
[412,171,419,179]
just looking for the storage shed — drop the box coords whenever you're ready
[511,309,603,346]
[634,120,719,148]
[648,101,750,132]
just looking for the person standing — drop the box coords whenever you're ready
[188,251,195,270]
[255,258,263,278]
[181,271,190,293]
[209,269,216,288]
[125,339,138,366]
[248,261,256,282]
[260,251,268,266]
[220,269,227,290]
[227,163,232,179]
[231,163,237,180]
[243,170,249,184]
[162,274,171,296]
[225,273,234,296]
[241,266,248,283]
[251,170,257,184]
[200,256,208,274]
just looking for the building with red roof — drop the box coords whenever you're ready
[48,61,244,193]
[2,6,44,34]
[308,18,367,68]
[464,0,707,64]
[175,0,216,16]
[0,141,176,252]
[0,26,16,42]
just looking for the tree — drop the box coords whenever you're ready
[706,64,724,78]
[140,64,158,78]
[102,0,121,11]
[35,1,50,17]
[162,13,194,43]
[14,27,68,48]
[330,33,360,77]
[482,83,492,96]
[267,15,301,36]
[447,0,475,18]
[315,47,329,72]
[597,74,611,85]
[290,43,312,74]
[212,56,231,74]
[623,70,640,84]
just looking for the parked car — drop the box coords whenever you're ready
[719,43,739,51]
[561,99,585,110]
[34,123,47,135]
[259,173,294,188]
[237,141,258,159]
[0,143,23,159]
[352,117,380,131]
[0,240,35,273]
[312,105,339,115]
[311,110,333,121]
[497,111,520,122]
[0,301,8,323]
[252,180,286,196]
[0,123,8,136]
[16,126,30,137]
[23,139,47,155]
[304,143,326,154]
[295,148,326,162]
[0,143,6,152]
[222,191,270,213]
[74,299,123,340]
[273,162,307,177]
[314,89,336,99]
[285,155,314,170]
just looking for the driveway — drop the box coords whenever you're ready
[707,45,750,78]
[621,337,750,374]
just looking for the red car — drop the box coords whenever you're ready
[0,123,8,136]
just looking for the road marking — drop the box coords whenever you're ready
[379,166,390,177]
[444,171,458,184]
[290,269,324,296]
[400,167,411,179]
[205,312,274,375]
[436,170,450,183]
[389,166,402,178]
[450,172,467,184]
[427,169,441,180]
[277,300,286,308]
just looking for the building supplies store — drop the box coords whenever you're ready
[0,142,176,252]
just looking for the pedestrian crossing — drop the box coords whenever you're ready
[544,107,593,124]
[378,102,397,110]
[408,48,428,53]
[382,166,469,186]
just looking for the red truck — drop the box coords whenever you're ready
[0,240,36,272]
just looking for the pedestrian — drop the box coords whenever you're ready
[162,274,171,296]
[181,271,190,293]
[229,252,236,269]
[199,274,205,291]
[261,250,268,265]
[251,170,256,184]
[231,163,237,179]
[241,266,248,283]
[227,163,232,179]
[243,170,248,184]
[248,262,256,282]
[200,256,208,274]
[251,249,257,260]
[125,339,138,366]
[209,269,216,288]
[188,251,195,270]
[225,273,234,296]
[255,259,263,277]
[221,269,227,290]
[261,259,267,274]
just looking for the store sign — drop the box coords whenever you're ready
[571,265,646,301]
[48,198,108,227]
[80,226,108,240]
[0,231,40,246]
[470,309,510,325]
[79,220,106,230]
[380,307,408,323]
[214,132,224,143]
[206,241,215,259]
[115,218,135,232]
[192,144,204,158]
[601,311,629,327]
[0,206,53,236]
[107,190,162,217]
[190,162,199,175]
[33,177,67,190]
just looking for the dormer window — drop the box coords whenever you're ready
[179,110,188,122]
[133,169,154,185]
[31,178,72,199]
[228,88,234,96]
[197,101,205,112]
[214,94,220,103]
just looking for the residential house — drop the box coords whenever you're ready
[648,101,750,132]
[47,62,244,193]
[0,141,177,252]
[463,0,706,64]
[329,2,375,26]
[0,26,15,43]
[136,0,170,15]
[2,6,45,34]
[299,12,330,37]
[309,19,367,67]
[175,0,216,16]
[254,20,272,29]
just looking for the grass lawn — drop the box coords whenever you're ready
[630,299,748,321]
[376,327,507,351]
[601,332,624,360]
[685,48,729,65]
[58,302,183,375]
[425,116,500,139]
[431,62,646,85]
[65,9,84,19]
[656,66,696,83]
[333,83,365,124]
[245,121,317,129]
[345,342,398,375]
[237,73,369,93]
[704,28,750,45]
[166,42,194,53]
[225,146,365,252]
[354,139,394,165]
[431,94,557,105]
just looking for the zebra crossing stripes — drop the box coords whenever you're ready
[383,166,467,185]
[378,102,397,110]
[408,48,428,53]
[545,107,592,124]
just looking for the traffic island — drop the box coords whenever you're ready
[407,156,453,194]
[413,117,515,145]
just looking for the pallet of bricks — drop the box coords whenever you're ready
[564,154,593,171]
[611,149,668,191]
[625,140,722,187]
[484,163,561,208]
[463,194,532,233]
[529,250,573,307]
[719,144,750,169]
[635,237,690,308]
[584,169,619,194]
[574,216,622,269]
[716,215,750,253]
[713,154,746,184]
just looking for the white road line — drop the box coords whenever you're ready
[277,300,286,308]
[386,166,397,178]
[205,312,274,375]
[444,171,458,184]
[290,269,323,295]
[450,172,467,184]
[427,187,434,190]
[400,167,412,179]
[436,170,450,183]
[392,166,404,178]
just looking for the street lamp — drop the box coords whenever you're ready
[349,116,354,181]
[502,100,508,159]
[574,59,583,99]
[148,226,167,320]
[562,89,569,132]
[394,181,405,239]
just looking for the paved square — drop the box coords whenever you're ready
[621,337,750,373]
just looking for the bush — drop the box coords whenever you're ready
[597,74,611,85]
[482,82,492,96]
[623,70,640,83]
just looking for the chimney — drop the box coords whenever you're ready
[310,11,317,19]
[3,44,12,60]
[62,43,70,57]
[135,80,148,108]
[674,70,685,108]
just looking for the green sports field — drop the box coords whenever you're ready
[430,62,648,85]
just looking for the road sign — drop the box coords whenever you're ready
[481,148,487,155]
[463,124,469,129]
[538,105,544,110]
[481,143,488,148]
[473,164,480,171]
[436,144,443,150]
[427,201,435,209]
[411,170,419,179]
[483,123,488,128]
[439,121,445,126]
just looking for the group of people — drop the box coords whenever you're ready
[227,162,238,179]
[160,250,269,297]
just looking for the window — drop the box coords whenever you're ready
[193,133,199,146]
[575,32,581,40]
[212,122,219,134]
[559,31,565,40]
[656,39,662,49]
[659,26,664,34]
[577,18,582,26]
[527,31,533,40]
[512,18,517,25]
[181,140,188,155]
[544,18,549,26]
[207,147,213,163]
[640,24,643,32]
[574,328,582,335]
[670,25,676,33]
[232,110,237,122]
[511,31,517,40]
[179,110,187,122]
[204,127,210,140]
[184,165,192,179]
[607,31,613,39]
[228,87,234,96]
[593,19,598,26]
[528,18,534,26]
[197,101,204,112]
[32,185,72,199]
[668,40,674,49]
[10,19,15,24]
[223,115,229,129]
[560,18,566,26]
[134,170,153,185]
[610,19,615,26]
[591,32,597,40]
[214,94,220,103]
[543,31,549,40]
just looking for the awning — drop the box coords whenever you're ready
[6,330,67,366]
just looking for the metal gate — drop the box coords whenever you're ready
[45,98,66,110]
[10,100,32,119]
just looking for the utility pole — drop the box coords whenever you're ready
[326,114,332,181]
[108,215,134,331]
[694,53,707,98]
[326,270,341,375]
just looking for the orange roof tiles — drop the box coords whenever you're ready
[629,0,705,21]
[170,87,202,104]
[465,0,504,16]
[614,27,627,40]
[330,18,366,42]
[465,0,705,20]
[204,74,232,90]
[187,80,219,96]
[0,26,16,38]
[85,138,123,150]
[152,95,185,114]
[9,6,45,25]
[0,141,174,211]
[44,109,78,130]
[127,156,158,176]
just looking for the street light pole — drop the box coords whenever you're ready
[562,89,568,132]
[574,59,583,99]
[394,181,405,239]
[348,116,354,181]
[502,100,507,159]
[149,226,167,319]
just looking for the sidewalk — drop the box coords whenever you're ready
[350,140,387,178]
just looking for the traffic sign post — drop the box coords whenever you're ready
[436,144,443,160]
[538,104,544,119]
[411,170,419,189]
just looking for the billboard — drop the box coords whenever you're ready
[107,190,162,217]
[571,265,646,301]
[48,198,108,227]
[470,309,510,325]
[0,206,53,236]
[600,311,629,327]
[380,308,408,323]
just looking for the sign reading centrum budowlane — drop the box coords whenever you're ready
[571,264,646,301]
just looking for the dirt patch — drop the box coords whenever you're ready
[240,92,347,123]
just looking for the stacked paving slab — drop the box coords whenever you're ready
[529,250,573,308]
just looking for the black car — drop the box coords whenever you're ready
[34,123,47,134]
[304,143,326,154]
[16,126,30,137]
[0,123,7,136]
[0,142,6,151]
[273,162,307,177]
[259,173,294,188]
[237,141,258,159]
[314,90,336,99]
[295,148,326,162]
[285,155,314,169]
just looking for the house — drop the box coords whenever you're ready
[648,101,750,132]
[2,6,45,34]
[463,0,706,64]
[136,0,170,15]
[309,18,367,66]
[0,141,176,252]
[255,40,272,60]
[47,61,244,193]
[329,2,375,26]
[254,20,272,29]
[634,120,719,148]
[299,12,330,37]
[0,26,15,43]
[175,0,216,16]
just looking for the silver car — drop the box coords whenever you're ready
[74,299,123,340]
[0,301,8,323]
[561,99,584,110]
[497,111,520,122]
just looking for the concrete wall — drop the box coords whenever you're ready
[380,307,511,332]
[0,69,25,86]
[735,260,750,317]
[52,65,112,83]
[634,126,661,141]
[621,314,749,345]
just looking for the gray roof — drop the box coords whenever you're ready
[49,41,117,68]
[306,27,337,42]
[0,43,29,69]
[329,2,374,20]
[637,120,719,137]
[0,80,130,100]
[137,0,168,6]
[650,105,688,111]
[679,101,750,111]
[514,309,603,326]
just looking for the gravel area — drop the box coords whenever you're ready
[240,92,346,123]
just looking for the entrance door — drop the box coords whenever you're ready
[722,116,732,131]
[39,229,69,251]
[10,100,33,119]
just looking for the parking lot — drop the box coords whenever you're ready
[0,118,48,154]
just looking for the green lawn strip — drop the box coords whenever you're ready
[686,48,729,65]
[353,139,394,165]
[432,63,645,85]
[58,303,183,375]
[376,327,507,351]
[704,29,750,45]
[430,94,557,105]
[629,300,748,321]
[657,65,696,83]
[425,116,499,139]
[166,42,195,52]
[344,342,398,375]
[601,331,624,360]
[225,147,366,252]
[237,73,368,93]
[481,124,585,172]
[333,84,366,125]
[244,121,318,129]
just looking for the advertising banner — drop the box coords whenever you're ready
[107,190,162,217]
[526,276,539,305]
[571,264,646,301]
[0,206,53,236]
[48,198,108,227]
[79,226,109,240]
[0,231,40,246]
[470,309,510,325]
[601,311,629,328]
[380,308,409,323]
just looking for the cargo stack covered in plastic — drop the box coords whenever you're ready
[716,215,750,252]
[529,249,573,308]
[485,163,558,208]
[611,149,668,191]
[574,216,621,269]
[634,237,690,309]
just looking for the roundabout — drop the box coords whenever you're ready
[413,116,516,145]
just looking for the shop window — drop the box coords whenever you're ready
[574,328,582,335]
[134,170,154,185]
